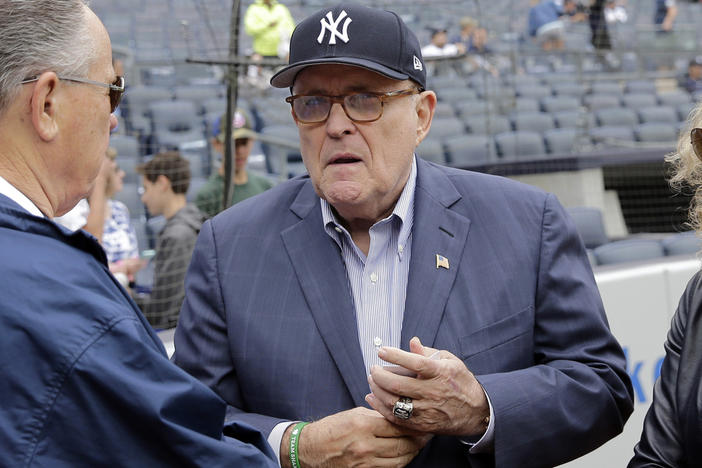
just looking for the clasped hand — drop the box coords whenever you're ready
[365,337,489,437]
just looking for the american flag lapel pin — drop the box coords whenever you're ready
[436,254,449,270]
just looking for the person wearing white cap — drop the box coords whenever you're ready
[175,3,633,467]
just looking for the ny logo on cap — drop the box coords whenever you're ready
[318,10,352,45]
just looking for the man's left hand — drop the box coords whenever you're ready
[366,337,489,437]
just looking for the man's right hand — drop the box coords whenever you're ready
[281,407,430,468]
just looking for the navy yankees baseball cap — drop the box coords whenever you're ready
[270,2,426,89]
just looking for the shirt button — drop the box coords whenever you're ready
[370,272,378,283]
[334,226,342,233]
[398,245,404,253]
[374,336,382,347]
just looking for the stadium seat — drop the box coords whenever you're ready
[595,107,638,127]
[453,100,497,118]
[590,81,623,96]
[433,101,456,118]
[510,111,555,133]
[621,93,657,110]
[116,155,141,184]
[634,122,678,143]
[589,126,635,146]
[435,86,478,102]
[624,80,656,94]
[259,124,301,176]
[511,97,540,113]
[583,93,622,111]
[543,128,577,154]
[416,138,446,165]
[149,100,205,150]
[567,206,609,248]
[444,134,496,166]
[551,82,586,98]
[637,106,679,124]
[173,85,223,114]
[462,115,511,135]
[515,83,551,99]
[541,96,580,113]
[110,134,140,158]
[657,90,692,107]
[662,231,700,256]
[121,85,172,135]
[428,117,466,140]
[593,239,665,265]
[494,131,545,158]
[552,110,593,129]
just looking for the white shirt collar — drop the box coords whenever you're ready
[0,175,45,218]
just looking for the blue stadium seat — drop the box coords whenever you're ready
[662,231,700,256]
[444,134,495,166]
[417,138,446,165]
[595,107,638,127]
[462,115,511,135]
[593,239,665,265]
[567,206,608,248]
[510,112,555,133]
[543,128,577,154]
[494,131,545,158]
[149,100,205,150]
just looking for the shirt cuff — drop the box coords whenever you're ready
[268,421,296,466]
[462,386,495,453]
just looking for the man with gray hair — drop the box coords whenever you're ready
[0,1,276,465]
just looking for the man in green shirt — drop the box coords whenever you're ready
[196,109,273,218]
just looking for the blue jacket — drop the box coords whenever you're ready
[528,1,563,36]
[175,158,633,467]
[0,195,276,467]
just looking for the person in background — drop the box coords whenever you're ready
[245,0,295,59]
[681,56,702,97]
[528,0,585,50]
[628,101,702,468]
[195,109,273,218]
[422,28,461,76]
[101,147,143,286]
[175,3,633,467]
[655,0,677,32]
[136,151,205,329]
[451,16,478,53]
[0,0,276,465]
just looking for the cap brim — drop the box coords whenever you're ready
[217,128,258,143]
[270,57,411,88]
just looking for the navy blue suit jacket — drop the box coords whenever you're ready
[175,159,633,467]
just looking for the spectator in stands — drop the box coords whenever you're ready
[422,27,461,76]
[0,1,276,466]
[244,0,295,59]
[629,103,702,467]
[195,109,273,218]
[528,0,585,50]
[654,0,677,32]
[681,56,702,96]
[175,3,633,467]
[101,147,143,286]
[451,16,478,53]
[136,151,205,329]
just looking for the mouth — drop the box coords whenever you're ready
[328,154,362,165]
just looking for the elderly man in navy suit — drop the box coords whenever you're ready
[175,3,633,467]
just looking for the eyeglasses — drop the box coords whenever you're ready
[21,75,125,113]
[692,128,702,161]
[285,88,422,124]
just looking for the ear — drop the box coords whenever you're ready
[415,90,437,146]
[156,174,172,192]
[29,72,61,142]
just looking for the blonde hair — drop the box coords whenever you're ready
[667,103,702,231]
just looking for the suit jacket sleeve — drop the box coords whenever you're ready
[174,219,287,437]
[475,194,634,467]
[35,316,277,467]
[628,272,701,467]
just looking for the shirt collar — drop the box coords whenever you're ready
[0,175,45,218]
[321,155,417,245]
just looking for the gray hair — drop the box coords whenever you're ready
[0,0,95,116]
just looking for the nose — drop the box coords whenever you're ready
[325,102,355,137]
[109,113,118,131]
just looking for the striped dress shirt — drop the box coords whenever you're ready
[321,157,416,375]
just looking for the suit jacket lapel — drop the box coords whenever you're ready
[401,160,472,350]
[281,182,369,406]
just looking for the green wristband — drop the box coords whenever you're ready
[289,421,309,468]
